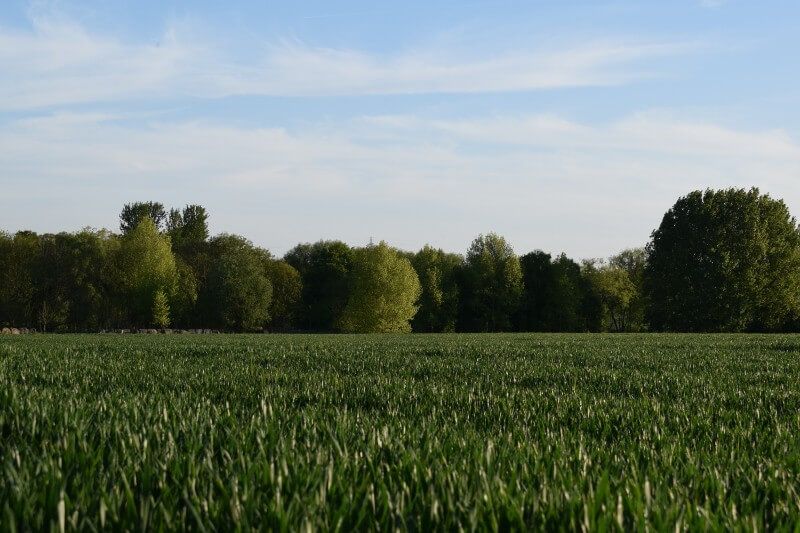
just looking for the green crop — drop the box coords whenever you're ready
[2,334,800,530]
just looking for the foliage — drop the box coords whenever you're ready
[7,189,800,332]
[459,233,523,332]
[151,289,170,328]
[285,241,353,331]
[410,245,462,332]
[0,231,38,327]
[264,260,302,332]
[115,218,178,328]
[339,242,421,333]
[2,333,800,529]
[170,258,199,328]
[645,188,800,331]
[202,234,272,331]
[609,248,647,331]
[517,250,552,331]
[167,204,209,251]
[584,261,637,332]
[517,251,600,332]
[119,202,167,234]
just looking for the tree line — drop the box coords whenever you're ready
[2,187,800,333]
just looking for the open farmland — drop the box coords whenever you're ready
[2,334,800,530]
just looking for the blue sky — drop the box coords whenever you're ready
[1,0,799,258]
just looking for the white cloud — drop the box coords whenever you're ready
[0,13,697,110]
[1,111,798,258]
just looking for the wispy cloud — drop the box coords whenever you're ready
[2,111,798,256]
[0,12,699,110]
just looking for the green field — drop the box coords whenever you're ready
[2,334,800,530]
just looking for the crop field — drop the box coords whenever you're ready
[1,334,800,530]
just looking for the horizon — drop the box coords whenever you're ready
[2,0,799,258]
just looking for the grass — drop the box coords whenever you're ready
[1,333,800,530]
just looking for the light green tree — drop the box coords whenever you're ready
[339,241,421,333]
[151,289,170,328]
[585,262,637,332]
[411,245,462,332]
[115,218,178,327]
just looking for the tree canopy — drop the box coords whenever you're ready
[339,242,421,333]
[459,233,523,332]
[4,189,800,333]
[411,245,462,333]
[115,218,178,328]
[645,188,800,332]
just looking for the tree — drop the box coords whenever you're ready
[609,248,647,331]
[339,242,421,333]
[170,258,198,329]
[115,218,178,327]
[410,245,462,332]
[285,241,353,331]
[167,204,209,251]
[120,202,167,234]
[264,260,302,331]
[459,233,522,332]
[585,261,637,332]
[0,231,40,327]
[517,250,556,331]
[202,234,272,331]
[645,188,800,332]
[151,289,170,328]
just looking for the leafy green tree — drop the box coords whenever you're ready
[115,218,178,327]
[609,248,647,331]
[645,188,800,332]
[285,241,353,331]
[264,260,302,331]
[202,234,272,331]
[151,289,170,328]
[410,245,462,332]
[339,242,421,333]
[120,202,167,234]
[584,261,637,332]
[170,258,198,328]
[30,230,120,332]
[459,233,522,332]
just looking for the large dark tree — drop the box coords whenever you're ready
[645,188,800,332]
[201,234,272,331]
[516,252,600,332]
[517,250,555,331]
[459,233,522,332]
[285,241,353,331]
[120,202,167,234]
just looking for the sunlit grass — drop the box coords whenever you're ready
[2,333,799,530]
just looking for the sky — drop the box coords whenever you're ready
[1,0,799,259]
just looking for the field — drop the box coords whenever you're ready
[2,334,800,530]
